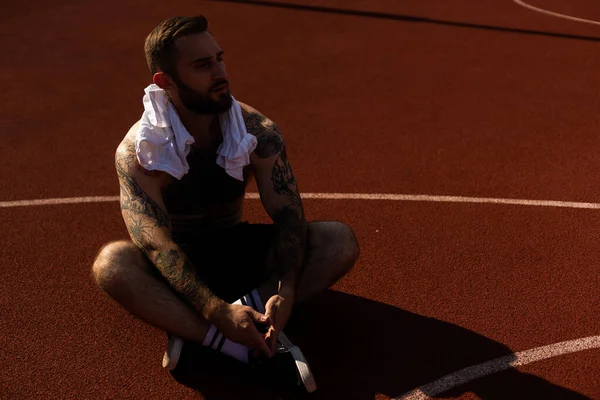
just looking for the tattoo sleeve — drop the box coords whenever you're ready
[153,248,217,313]
[115,145,219,315]
[245,110,307,286]
[269,144,307,283]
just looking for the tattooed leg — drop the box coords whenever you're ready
[91,240,210,343]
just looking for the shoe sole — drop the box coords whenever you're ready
[162,335,183,371]
[278,332,317,393]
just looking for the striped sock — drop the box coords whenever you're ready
[239,289,265,314]
[201,289,266,363]
[202,324,250,363]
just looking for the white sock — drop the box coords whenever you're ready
[202,324,251,363]
[201,289,265,363]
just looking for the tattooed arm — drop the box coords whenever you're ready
[246,110,307,352]
[246,112,307,294]
[114,137,225,320]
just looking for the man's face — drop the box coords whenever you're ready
[168,32,232,114]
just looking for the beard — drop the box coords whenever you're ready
[172,76,232,114]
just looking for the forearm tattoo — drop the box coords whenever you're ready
[271,146,306,278]
[154,249,215,312]
[272,207,306,278]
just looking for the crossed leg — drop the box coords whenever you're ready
[91,221,359,344]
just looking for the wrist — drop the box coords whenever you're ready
[201,296,228,322]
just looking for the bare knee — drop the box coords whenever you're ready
[91,240,147,291]
[335,222,360,275]
[309,221,359,277]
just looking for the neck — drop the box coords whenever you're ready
[172,101,219,142]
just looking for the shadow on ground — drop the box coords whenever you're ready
[170,290,591,399]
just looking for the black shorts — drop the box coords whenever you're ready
[168,222,276,303]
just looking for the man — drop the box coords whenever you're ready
[91,15,359,392]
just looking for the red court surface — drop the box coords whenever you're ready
[1,1,599,399]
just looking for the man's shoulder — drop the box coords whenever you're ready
[238,102,285,159]
[116,120,140,155]
[114,120,165,179]
[238,101,282,137]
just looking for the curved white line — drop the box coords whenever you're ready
[3,193,600,209]
[396,335,600,399]
[513,0,600,26]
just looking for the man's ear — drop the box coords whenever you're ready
[153,72,175,90]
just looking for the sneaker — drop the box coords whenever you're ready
[277,332,317,393]
[163,331,317,393]
[250,332,317,393]
[162,333,184,371]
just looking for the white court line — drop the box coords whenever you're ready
[513,0,600,26]
[3,192,600,209]
[0,196,120,208]
[396,335,600,399]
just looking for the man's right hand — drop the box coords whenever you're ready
[210,303,273,358]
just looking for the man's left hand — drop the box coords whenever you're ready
[263,291,295,354]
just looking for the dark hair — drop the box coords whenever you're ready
[144,15,209,76]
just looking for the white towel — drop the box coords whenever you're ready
[134,84,257,181]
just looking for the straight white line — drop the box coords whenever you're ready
[0,196,120,208]
[513,0,600,26]
[289,193,600,209]
[2,193,600,209]
[396,335,600,399]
